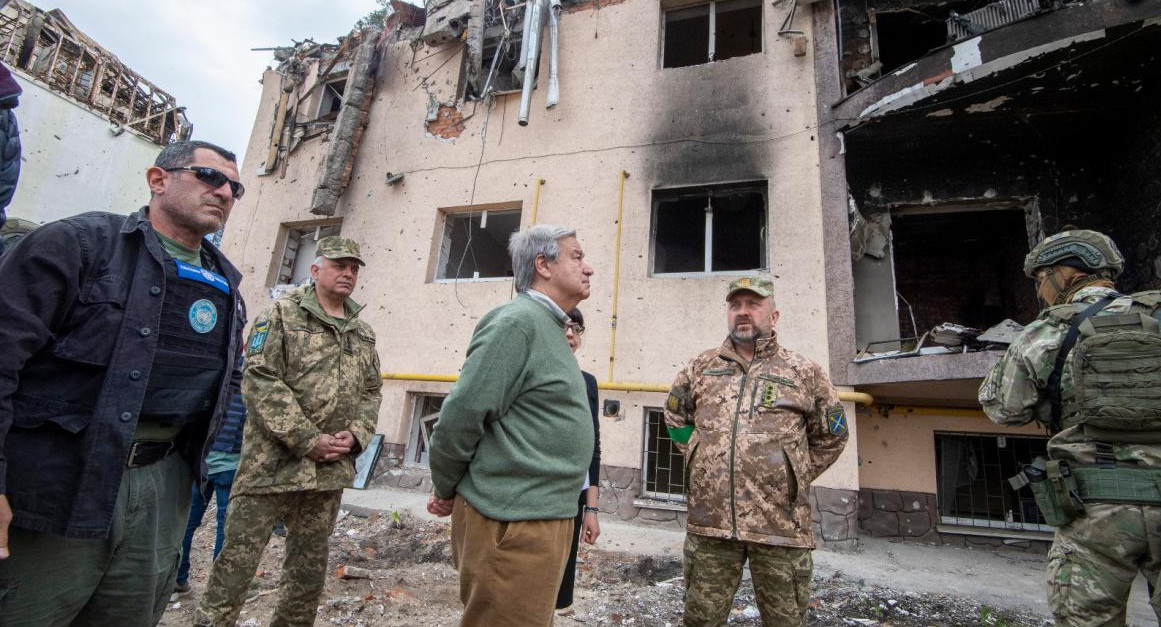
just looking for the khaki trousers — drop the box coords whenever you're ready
[451,495,573,627]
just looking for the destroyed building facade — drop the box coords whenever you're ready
[0,0,191,242]
[817,0,1161,544]
[222,0,861,543]
[222,0,1159,546]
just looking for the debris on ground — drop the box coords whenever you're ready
[160,508,1048,626]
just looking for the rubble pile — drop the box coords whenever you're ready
[161,509,1047,626]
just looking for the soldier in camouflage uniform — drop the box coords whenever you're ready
[980,230,1161,626]
[665,276,848,627]
[196,236,383,627]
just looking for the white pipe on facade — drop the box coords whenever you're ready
[546,0,562,108]
[518,0,546,126]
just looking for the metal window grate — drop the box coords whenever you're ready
[642,408,687,501]
[935,432,1051,532]
[946,0,1047,42]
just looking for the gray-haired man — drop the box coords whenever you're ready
[427,224,595,626]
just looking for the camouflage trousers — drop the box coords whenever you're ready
[195,489,343,627]
[1047,503,1161,626]
[682,533,812,627]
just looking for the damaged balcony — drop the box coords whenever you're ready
[832,0,1161,402]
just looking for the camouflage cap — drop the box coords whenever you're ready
[725,276,775,300]
[316,236,365,266]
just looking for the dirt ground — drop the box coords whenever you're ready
[160,508,1050,626]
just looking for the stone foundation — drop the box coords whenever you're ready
[858,488,1051,553]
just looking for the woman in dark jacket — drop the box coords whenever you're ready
[557,307,601,610]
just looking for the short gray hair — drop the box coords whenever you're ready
[509,224,576,293]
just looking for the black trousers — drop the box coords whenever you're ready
[555,494,586,609]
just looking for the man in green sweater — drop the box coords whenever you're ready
[428,224,595,627]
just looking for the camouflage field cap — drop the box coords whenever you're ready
[316,236,365,266]
[726,276,775,300]
[1023,229,1123,279]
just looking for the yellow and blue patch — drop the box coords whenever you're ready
[826,405,848,436]
[248,320,270,354]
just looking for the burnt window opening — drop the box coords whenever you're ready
[317,78,347,120]
[273,221,342,287]
[642,408,687,501]
[663,0,762,69]
[871,9,949,76]
[891,207,1038,338]
[935,432,1050,531]
[436,208,522,281]
[652,181,767,275]
[406,395,445,466]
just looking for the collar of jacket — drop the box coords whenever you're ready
[123,206,243,287]
[296,284,365,328]
[1069,284,1119,303]
[717,330,781,371]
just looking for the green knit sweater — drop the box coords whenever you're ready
[429,293,594,521]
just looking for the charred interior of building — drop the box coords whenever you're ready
[836,0,1161,381]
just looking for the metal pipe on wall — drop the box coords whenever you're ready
[607,170,628,382]
[518,0,546,125]
[546,0,562,108]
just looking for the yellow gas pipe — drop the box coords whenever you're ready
[608,170,628,382]
[530,178,546,224]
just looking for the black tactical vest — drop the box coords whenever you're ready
[138,257,231,426]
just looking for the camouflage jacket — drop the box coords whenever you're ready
[665,333,848,548]
[980,285,1161,467]
[233,285,382,495]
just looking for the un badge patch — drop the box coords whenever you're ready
[825,405,848,436]
[188,299,218,334]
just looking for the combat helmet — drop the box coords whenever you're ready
[1023,229,1124,279]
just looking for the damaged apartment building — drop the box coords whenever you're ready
[220,0,1158,548]
[0,0,191,247]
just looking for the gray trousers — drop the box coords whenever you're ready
[0,453,192,626]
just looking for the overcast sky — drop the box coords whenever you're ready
[44,0,382,164]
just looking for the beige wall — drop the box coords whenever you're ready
[857,406,1045,493]
[222,0,860,490]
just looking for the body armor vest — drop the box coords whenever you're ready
[138,258,231,426]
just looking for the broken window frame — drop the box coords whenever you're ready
[660,0,764,69]
[315,75,348,121]
[650,181,768,277]
[406,394,446,467]
[641,408,688,502]
[934,432,1052,533]
[431,202,523,283]
[267,219,343,288]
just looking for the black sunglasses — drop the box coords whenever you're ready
[567,322,585,335]
[165,166,245,200]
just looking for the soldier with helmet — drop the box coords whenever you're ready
[980,229,1161,625]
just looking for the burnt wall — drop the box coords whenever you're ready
[1101,103,1161,292]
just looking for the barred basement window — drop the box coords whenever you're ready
[435,206,522,281]
[642,408,687,501]
[662,0,763,69]
[406,394,445,467]
[935,432,1051,532]
[651,181,767,275]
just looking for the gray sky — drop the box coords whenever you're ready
[44,0,381,164]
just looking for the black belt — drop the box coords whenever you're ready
[126,440,176,468]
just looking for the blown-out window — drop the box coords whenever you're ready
[663,0,763,68]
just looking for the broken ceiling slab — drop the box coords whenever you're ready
[423,0,477,47]
[977,319,1024,345]
[833,0,1161,128]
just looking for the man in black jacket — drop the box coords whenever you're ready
[0,140,247,626]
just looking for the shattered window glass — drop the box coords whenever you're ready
[274,222,342,286]
[652,182,766,275]
[436,208,522,280]
[663,0,762,68]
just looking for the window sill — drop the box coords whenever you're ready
[634,497,687,511]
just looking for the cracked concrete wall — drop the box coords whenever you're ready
[223,0,857,497]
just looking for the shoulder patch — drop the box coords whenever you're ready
[825,405,848,436]
[248,319,270,354]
